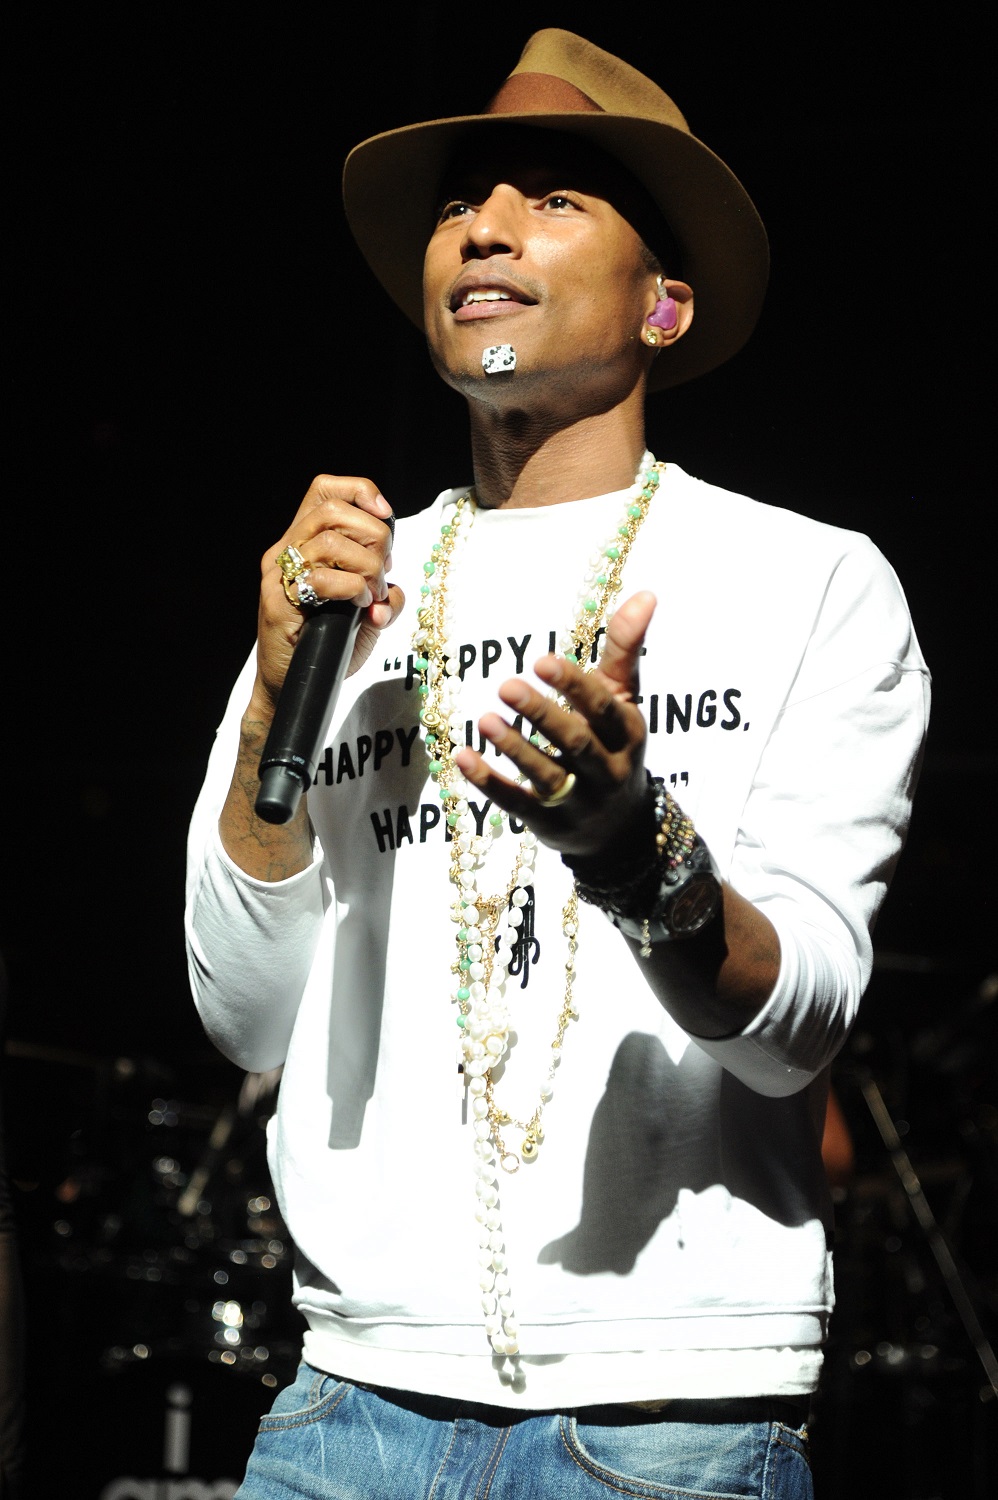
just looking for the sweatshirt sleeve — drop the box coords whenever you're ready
[690,534,930,1096]
[184,651,328,1073]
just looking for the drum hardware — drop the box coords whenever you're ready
[856,1067,998,1402]
[176,1102,238,1218]
[811,995,998,1497]
[30,1064,300,1388]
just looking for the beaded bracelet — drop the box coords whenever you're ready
[653,779,698,884]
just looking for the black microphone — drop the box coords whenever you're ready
[254,516,395,824]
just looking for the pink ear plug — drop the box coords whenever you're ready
[647,295,677,331]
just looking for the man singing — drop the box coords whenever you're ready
[186,29,928,1498]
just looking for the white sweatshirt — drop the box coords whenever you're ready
[186,463,929,1407]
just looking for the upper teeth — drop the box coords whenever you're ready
[462,291,511,304]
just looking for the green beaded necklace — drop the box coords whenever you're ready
[410,454,663,1359]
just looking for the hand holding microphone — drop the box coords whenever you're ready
[250,476,401,824]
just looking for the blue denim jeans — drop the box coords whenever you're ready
[235,1362,813,1499]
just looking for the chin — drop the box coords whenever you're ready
[431,347,522,398]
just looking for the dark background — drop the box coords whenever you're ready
[4,3,995,1495]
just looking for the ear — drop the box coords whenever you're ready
[643,277,694,348]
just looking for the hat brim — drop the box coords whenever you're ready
[343,111,769,392]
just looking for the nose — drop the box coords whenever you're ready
[461,184,523,262]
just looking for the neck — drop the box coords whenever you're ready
[467,392,649,509]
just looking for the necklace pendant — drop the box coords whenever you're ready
[521,1133,539,1163]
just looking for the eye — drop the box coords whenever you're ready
[541,193,581,212]
[436,200,475,224]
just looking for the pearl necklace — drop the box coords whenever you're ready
[411,454,663,1358]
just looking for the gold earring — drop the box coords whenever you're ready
[645,329,660,345]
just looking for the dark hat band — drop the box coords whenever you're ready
[486,74,603,115]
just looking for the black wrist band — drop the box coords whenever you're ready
[565,775,659,909]
[568,774,721,952]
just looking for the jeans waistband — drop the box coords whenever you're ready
[348,1379,810,1431]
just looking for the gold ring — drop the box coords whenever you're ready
[276,543,307,581]
[535,771,577,809]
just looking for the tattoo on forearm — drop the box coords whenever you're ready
[219,716,313,880]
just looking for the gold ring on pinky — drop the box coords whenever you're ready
[276,543,307,581]
[535,771,577,809]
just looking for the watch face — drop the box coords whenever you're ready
[667,873,721,934]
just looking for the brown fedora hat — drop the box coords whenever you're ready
[342,29,769,391]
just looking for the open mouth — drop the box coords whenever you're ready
[450,278,538,320]
[461,290,513,306]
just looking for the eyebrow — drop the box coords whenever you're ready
[437,170,599,210]
[435,130,681,270]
